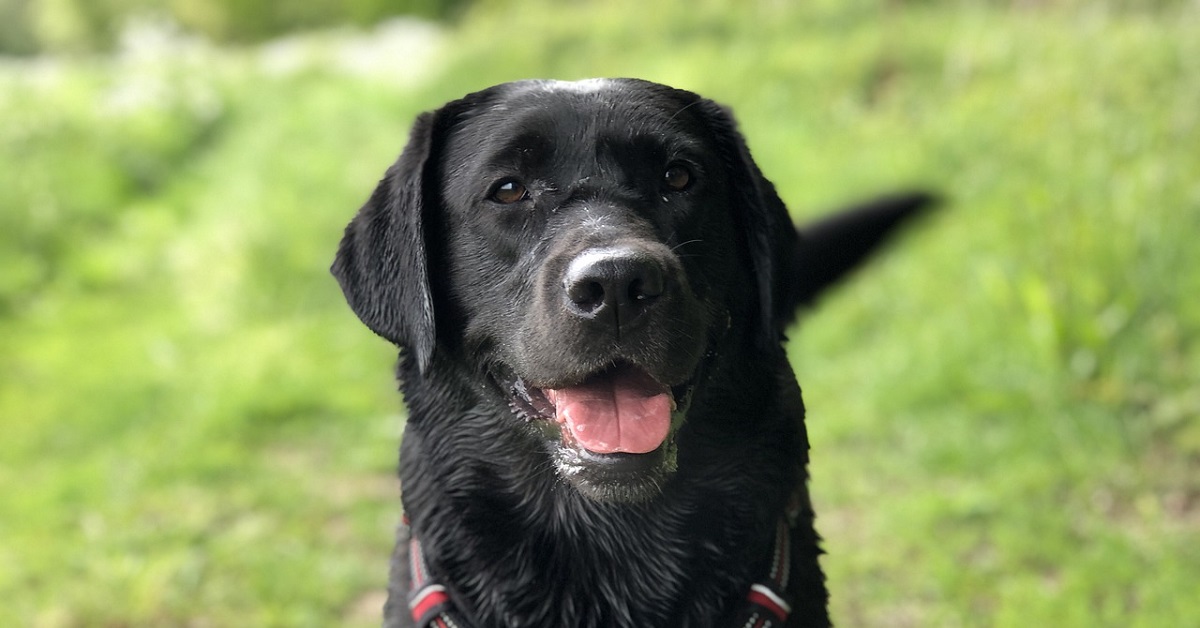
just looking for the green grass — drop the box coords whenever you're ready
[2,1,1197,625]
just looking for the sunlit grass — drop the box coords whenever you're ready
[2,1,1197,625]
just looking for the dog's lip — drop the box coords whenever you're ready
[508,366,691,421]
[555,442,671,477]
[510,377,557,421]
[505,364,695,452]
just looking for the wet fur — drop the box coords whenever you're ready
[332,79,934,627]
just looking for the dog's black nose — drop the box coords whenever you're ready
[564,247,665,330]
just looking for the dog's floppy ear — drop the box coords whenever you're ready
[694,99,800,350]
[695,99,939,346]
[331,111,443,373]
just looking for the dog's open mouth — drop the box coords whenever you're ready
[512,364,676,454]
[505,363,694,500]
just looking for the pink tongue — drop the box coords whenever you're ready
[545,369,672,455]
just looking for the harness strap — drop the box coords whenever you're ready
[731,518,794,628]
[406,516,470,628]
[403,488,801,628]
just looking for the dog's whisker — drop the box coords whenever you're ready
[670,238,704,253]
[666,98,704,124]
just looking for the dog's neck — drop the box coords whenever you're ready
[400,490,802,627]
[385,352,822,627]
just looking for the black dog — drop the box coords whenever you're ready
[333,78,934,627]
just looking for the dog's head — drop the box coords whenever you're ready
[333,79,931,502]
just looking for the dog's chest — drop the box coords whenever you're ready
[410,501,760,627]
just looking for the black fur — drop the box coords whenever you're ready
[332,78,935,627]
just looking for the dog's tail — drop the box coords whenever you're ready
[788,191,940,310]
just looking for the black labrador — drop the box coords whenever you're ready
[333,78,934,628]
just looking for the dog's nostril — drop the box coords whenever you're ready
[568,280,607,311]
[628,279,645,302]
[629,269,664,302]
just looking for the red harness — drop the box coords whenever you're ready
[404,494,801,628]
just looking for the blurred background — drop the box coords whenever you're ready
[1,0,1196,625]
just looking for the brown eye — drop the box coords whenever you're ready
[490,179,528,204]
[663,164,692,191]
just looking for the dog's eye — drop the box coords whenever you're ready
[663,164,692,191]
[490,179,529,204]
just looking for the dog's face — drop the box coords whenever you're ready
[334,79,798,502]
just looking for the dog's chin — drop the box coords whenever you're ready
[548,439,679,503]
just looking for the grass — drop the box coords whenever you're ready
[1,0,1197,625]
